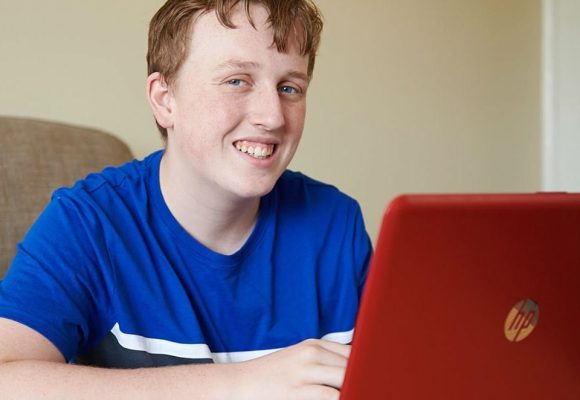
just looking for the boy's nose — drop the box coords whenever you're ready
[248,87,285,131]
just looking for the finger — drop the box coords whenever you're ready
[298,384,340,400]
[297,340,350,369]
[314,346,349,369]
[305,364,347,390]
[307,339,352,359]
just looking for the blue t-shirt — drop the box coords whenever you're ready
[0,151,372,367]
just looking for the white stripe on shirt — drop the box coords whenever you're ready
[110,323,354,363]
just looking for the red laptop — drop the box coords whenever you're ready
[341,193,580,400]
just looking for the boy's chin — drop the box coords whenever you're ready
[227,175,279,200]
[233,182,277,200]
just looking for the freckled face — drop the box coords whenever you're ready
[165,4,310,202]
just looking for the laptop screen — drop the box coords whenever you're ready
[341,193,580,400]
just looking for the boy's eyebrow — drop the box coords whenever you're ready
[215,59,310,82]
[215,59,261,71]
[287,70,310,83]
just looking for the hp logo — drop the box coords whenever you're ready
[504,299,540,343]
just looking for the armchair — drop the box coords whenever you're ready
[0,116,133,277]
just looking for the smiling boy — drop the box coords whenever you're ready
[0,1,371,399]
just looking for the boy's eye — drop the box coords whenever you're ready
[227,79,243,86]
[279,85,299,94]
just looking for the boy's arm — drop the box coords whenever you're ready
[0,318,348,400]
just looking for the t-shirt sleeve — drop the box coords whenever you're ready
[0,192,112,361]
[351,201,373,299]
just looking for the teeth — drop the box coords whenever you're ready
[234,140,275,159]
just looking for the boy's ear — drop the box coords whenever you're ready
[146,72,174,130]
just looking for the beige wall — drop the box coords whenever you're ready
[0,0,541,242]
[543,0,580,191]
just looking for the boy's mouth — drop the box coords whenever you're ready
[234,140,276,159]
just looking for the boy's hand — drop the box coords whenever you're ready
[233,339,350,400]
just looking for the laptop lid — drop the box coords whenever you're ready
[341,193,580,400]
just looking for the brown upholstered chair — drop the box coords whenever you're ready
[0,116,133,277]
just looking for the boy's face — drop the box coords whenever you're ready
[164,3,310,201]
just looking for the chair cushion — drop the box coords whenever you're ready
[0,116,133,274]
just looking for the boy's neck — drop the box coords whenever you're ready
[159,152,261,256]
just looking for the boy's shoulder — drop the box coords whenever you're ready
[52,151,162,200]
[275,170,360,211]
[277,170,339,194]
